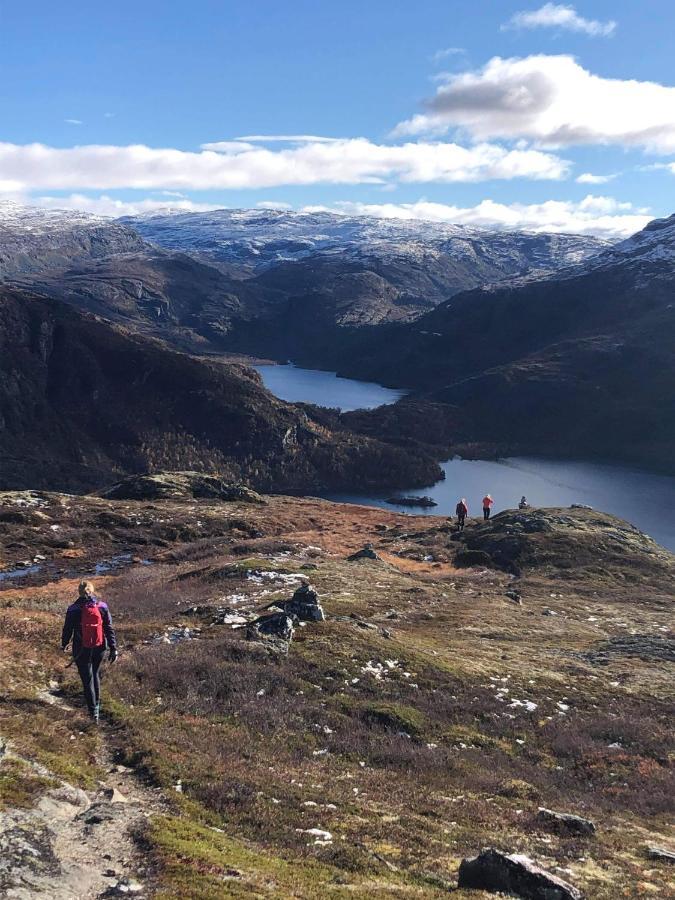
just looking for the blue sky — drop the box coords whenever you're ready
[1,0,675,235]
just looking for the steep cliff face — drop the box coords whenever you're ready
[0,287,440,493]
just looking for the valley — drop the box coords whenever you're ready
[0,201,673,898]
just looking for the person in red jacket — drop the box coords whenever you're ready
[61,581,117,723]
[482,494,494,520]
[456,498,468,531]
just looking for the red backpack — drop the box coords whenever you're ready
[81,600,104,649]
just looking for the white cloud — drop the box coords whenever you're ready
[256,200,293,210]
[576,172,618,184]
[394,54,675,152]
[200,141,258,153]
[504,4,616,37]
[64,118,83,125]
[0,138,568,192]
[33,194,226,217]
[302,195,651,238]
[0,180,24,194]
[432,47,467,64]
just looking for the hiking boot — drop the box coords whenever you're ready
[91,704,100,724]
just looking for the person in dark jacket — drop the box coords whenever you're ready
[456,498,468,531]
[61,580,117,723]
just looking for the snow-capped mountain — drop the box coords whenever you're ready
[0,200,147,278]
[587,212,675,269]
[121,208,608,276]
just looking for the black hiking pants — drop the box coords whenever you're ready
[75,647,105,714]
[483,508,491,520]
[457,515,466,530]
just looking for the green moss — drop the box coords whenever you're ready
[360,702,426,737]
[220,558,299,575]
[0,706,100,790]
[498,778,540,800]
[442,724,512,753]
[0,758,57,810]
[148,814,443,899]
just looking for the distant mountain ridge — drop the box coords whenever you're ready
[0,202,609,363]
[121,207,607,275]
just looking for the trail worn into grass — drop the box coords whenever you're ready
[0,682,165,899]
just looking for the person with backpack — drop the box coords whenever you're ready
[482,494,494,520]
[456,498,468,531]
[61,581,117,723]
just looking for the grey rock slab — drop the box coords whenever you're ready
[458,848,583,899]
[536,808,596,837]
[647,845,675,864]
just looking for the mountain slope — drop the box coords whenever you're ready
[0,286,440,493]
[339,214,675,471]
[2,203,607,364]
[0,201,147,278]
[118,208,608,361]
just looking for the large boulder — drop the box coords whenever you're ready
[458,848,583,899]
[347,545,380,561]
[101,472,266,503]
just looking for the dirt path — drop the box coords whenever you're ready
[0,682,166,899]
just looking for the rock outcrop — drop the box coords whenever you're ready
[246,612,296,654]
[536,808,596,837]
[458,508,672,575]
[270,583,325,622]
[458,848,583,899]
[347,545,381,561]
[101,472,266,503]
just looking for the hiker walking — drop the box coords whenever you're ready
[482,494,494,520]
[456,498,468,531]
[61,581,117,723]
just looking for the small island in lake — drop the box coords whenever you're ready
[386,494,438,508]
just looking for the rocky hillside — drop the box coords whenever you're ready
[118,208,608,362]
[123,208,607,279]
[0,201,147,278]
[1,488,673,898]
[0,286,440,493]
[2,204,607,364]
[340,213,675,472]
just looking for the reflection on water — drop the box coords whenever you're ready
[326,457,675,552]
[254,364,407,412]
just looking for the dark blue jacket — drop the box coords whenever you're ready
[61,597,117,655]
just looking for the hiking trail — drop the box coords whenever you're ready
[0,678,166,899]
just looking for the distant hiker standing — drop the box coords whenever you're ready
[456,498,468,531]
[519,496,530,510]
[482,494,494,520]
[61,581,117,723]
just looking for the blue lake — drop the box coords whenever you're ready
[257,364,675,551]
[327,456,675,552]
[254,363,407,412]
